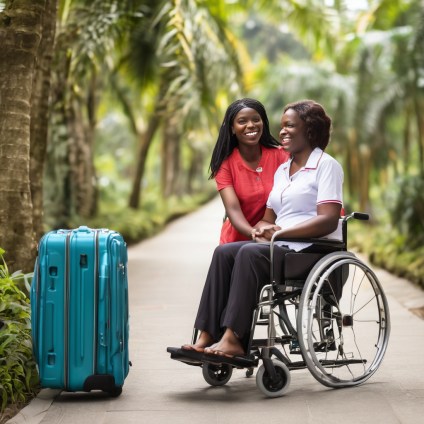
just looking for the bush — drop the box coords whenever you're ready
[0,248,39,413]
[349,175,424,289]
[391,174,424,248]
[69,190,217,245]
[349,223,424,289]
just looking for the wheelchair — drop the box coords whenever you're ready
[167,212,390,397]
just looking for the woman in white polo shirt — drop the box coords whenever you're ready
[183,100,343,358]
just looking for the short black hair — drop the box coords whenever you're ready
[283,100,332,150]
[209,98,280,179]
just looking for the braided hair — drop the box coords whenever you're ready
[209,98,280,179]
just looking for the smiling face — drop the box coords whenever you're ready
[279,108,310,154]
[231,107,263,147]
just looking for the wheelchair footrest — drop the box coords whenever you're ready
[167,347,203,366]
[287,361,307,370]
[167,347,257,369]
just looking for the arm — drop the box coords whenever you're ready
[253,203,341,242]
[251,208,281,241]
[253,207,277,230]
[219,187,254,238]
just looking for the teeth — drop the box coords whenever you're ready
[283,138,291,142]
[246,132,258,136]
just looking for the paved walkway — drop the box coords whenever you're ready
[10,197,424,424]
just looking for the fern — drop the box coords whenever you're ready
[0,248,39,413]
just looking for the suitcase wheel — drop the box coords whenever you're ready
[106,385,123,398]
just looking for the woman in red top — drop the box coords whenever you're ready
[210,98,289,244]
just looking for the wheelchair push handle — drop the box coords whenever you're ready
[346,212,369,221]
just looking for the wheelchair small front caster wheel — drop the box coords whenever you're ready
[108,386,123,397]
[202,362,233,386]
[256,359,291,398]
[246,367,254,377]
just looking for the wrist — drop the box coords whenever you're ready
[246,228,254,239]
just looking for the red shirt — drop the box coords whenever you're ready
[216,146,289,244]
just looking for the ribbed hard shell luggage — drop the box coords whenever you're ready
[31,226,130,395]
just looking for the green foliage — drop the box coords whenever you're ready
[0,250,39,413]
[82,189,217,244]
[350,223,424,289]
[391,174,424,247]
[41,0,424,284]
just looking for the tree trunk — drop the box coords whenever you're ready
[42,40,73,230]
[85,72,99,217]
[347,130,359,201]
[0,0,46,272]
[187,146,203,194]
[359,147,372,214]
[171,135,181,196]
[414,95,424,177]
[30,0,58,242]
[161,118,181,198]
[67,98,96,219]
[403,101,411,173]
[129,113,161,209]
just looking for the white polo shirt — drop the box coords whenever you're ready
[266,147,344,252]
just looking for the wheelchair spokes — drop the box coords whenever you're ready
[298,255,390,388]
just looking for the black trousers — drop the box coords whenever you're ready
[194,241,340,347]
[194,241,291,345]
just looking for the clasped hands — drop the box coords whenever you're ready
[251,225,282,242]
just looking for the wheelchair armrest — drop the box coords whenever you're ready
[268,229,346,285]
[270,228,345,249]
[269,229,345,283]
[273,237,345,248]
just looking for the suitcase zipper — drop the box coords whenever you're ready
[93,230,99,375]
[33,257,41,369]
[64,231,71,391]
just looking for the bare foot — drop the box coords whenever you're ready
[182,331,215,352]
[204,328,245,357]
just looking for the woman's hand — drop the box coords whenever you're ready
[252,225,282,242]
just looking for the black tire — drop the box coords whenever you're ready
[297,253,390,388]
[202,362,233,386]
[246,368,254,377]
[108,386,123,397]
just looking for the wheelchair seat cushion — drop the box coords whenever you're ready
[283,251,345,301]
[284,252,327,280]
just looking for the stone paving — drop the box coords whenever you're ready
[9,197,424,424]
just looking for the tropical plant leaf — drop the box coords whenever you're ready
[1,249,39,411]
[0,335,16,354]
[1,388,7,413]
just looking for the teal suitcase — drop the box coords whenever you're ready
[31,226,130,396]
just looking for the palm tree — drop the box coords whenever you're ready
[127,0,245,208]
[356,0,424,176]
[44,0,139,228]
[244,0,342,58]
[30,0,58,242]
[0,0,49,272]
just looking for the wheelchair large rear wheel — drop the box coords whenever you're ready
[297,252,390,388]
